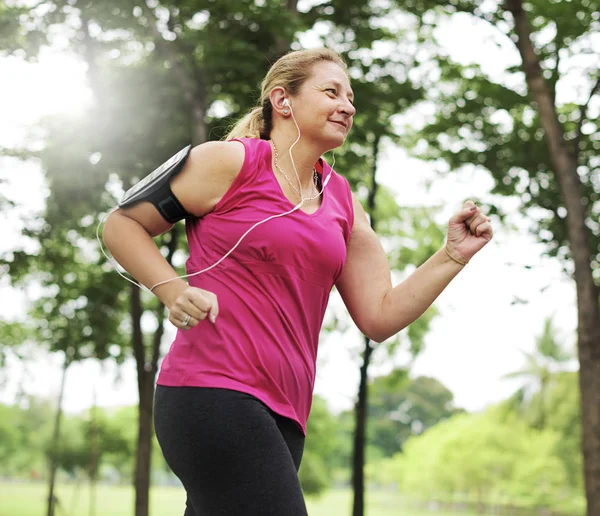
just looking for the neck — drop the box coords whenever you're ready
[270,129,324,187]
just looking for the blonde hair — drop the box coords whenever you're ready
[226,48,348,141]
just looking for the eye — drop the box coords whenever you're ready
[325,88,337,96]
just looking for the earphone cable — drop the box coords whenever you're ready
[97,102,336,294]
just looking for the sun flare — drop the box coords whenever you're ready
[2,50,92,127]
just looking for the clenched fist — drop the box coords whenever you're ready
[445,200,494,265]
[168,286,219,330]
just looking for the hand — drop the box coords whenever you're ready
[168,286,219,330]
[446,200,494,264]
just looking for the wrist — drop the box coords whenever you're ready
[444,244,469,266]
[151,278,188,308]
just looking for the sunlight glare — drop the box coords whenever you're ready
[2,50,92,128]
[36,53,92,116]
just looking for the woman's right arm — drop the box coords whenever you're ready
[102,140,245,328]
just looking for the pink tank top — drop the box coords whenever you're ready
[157,138,354,433]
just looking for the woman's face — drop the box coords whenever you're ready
[289,61,356,149]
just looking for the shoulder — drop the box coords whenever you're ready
[349,192,369,229]
[324,166,357,217]
[188,139,246,174]
[170,140,246,218]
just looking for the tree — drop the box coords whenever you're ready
[395,1,599,512]
[79,403,131,516]
[0,397,55,479]
[0,404,21,474]
[544,371,585,495]
[394,409,578,513]
[502,316,573,429]
[504,6,599,512]
[335,372,463,483]
[4,222,128,516]
[369,373,464,457]
[0,320,30,371]
[298,395,340,496]
[91,405,138,483]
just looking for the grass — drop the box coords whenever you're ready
[0,482,474,516]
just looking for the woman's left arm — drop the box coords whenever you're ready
[336,194,493,343]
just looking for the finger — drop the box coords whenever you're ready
[186,288,214,315]
[205,292,219,324]
[469,213,489,234]
[451,204,478,224]
[182,315,198,329]
[170,295,208,321]
[180,299,209,321]
[169,312,198,330]
[474,221,494,238]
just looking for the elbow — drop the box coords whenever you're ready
[366,326,406,345]
[365,328,391,345]
[358,293,399,344]
[369,333,388,345]
[102,211,118,251]
[360,312,409,344]
[102,210,129,253]
[359,319,394,345]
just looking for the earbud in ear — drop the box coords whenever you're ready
[283,98,290,107]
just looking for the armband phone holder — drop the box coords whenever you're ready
[119,144,192,223]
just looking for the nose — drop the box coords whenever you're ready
[341,99,356,118]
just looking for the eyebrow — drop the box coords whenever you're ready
[328,80,354,101]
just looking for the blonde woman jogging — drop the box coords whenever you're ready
[103,48,493,516]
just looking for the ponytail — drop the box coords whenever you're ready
[226,103,272,141]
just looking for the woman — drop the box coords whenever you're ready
[103,48,493,516]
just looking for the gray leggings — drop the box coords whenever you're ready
[154,386,307,516]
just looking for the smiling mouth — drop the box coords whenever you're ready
[329,120,347,130]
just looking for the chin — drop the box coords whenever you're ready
[318,141,344,155]
[322,131,347,151]
[308,128,347,153]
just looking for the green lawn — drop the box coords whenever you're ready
[0,482,472,516]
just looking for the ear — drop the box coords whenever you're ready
[269,87,290,116]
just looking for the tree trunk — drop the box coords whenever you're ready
[131,226,178,516]
[46,354,70,516]
[134,366,155,516]
[131,286,166,516]
[351,137,381,516]
[131,302,163,516]
[506,2,600,514]
[351,337,373,516]
[131,284,151,516]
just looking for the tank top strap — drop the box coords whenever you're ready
[211,138,272,214]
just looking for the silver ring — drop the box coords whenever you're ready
[183,314,191,327]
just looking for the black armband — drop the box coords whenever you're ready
[119,145,192,223]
